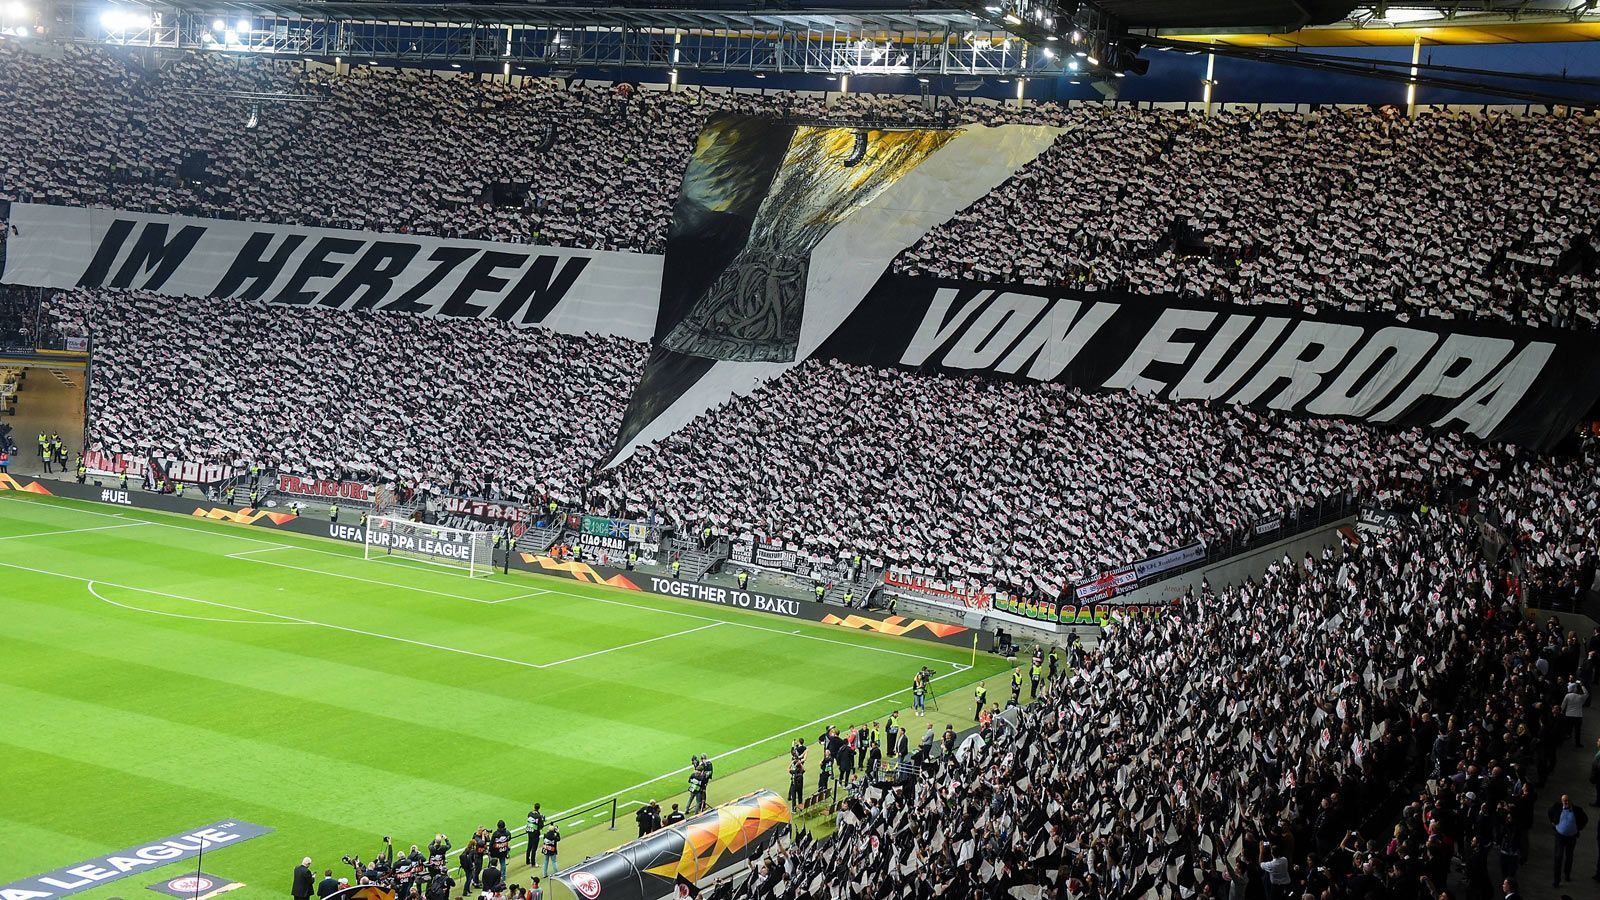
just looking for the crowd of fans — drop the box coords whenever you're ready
[0,41,959,254]
[0,285,39,349]
[4,35,1599,900]
[46,289,647,505]
[1478,443,1600,611]
[593,358,1489,597]
[0,41,1595,327]
[895,105,1600,329]
[41,269,1600,602]
[738,503,1600,900]
[0,37,1590,595]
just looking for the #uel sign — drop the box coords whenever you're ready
[0,820,272,900]
[276,474,373,503]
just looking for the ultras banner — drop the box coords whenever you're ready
[815,278,1600,449]
[990,595,1173,627]
[551,792,789,900]
[0,203,662,340]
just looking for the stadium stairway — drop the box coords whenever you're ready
[822,571,878,608]
[670,535,724,582]
[515,522,564,555]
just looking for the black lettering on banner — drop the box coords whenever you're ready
[439,250,530,318]
[108,222,207,290]
[75,218,136,287]
[272,237,365,306]
[492,254,592,324]
[210,231,308,301]
[381,246,479,315]
[323,241,422,310]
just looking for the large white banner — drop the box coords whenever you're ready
[1,204,664,340]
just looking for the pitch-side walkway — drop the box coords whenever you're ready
[1520,688,1599,900]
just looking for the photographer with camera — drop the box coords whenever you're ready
[423,864,455,900]
[787,755,805,809]
[686,759,708,814]
[539,824,561,877]
[524,805,545,868]
[458,839,483,895]
[488,820,512,876]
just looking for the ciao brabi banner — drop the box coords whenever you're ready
[0,203,663,340]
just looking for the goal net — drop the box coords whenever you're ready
[363,515,496,578]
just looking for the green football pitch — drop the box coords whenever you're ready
[0,491,1009,899]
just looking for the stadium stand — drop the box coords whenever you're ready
[1,40,1594,598]
[47,288,648,504]
[1478,445,1600,612]
[593,357,1479,597]
[4,29,1600,900]
[0,42,947,253]
[895,105,1600,329]
[735,499,1594,900]
[0,286,35,350]
[0,43,1594,328]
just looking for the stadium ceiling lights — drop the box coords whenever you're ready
[963,0,1147,78]
[51,0,1131,79]
[98,8,152,32]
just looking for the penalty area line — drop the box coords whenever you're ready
[0,521,151,541]
[223,547,511,605]
[86,581,307,627]
[531,622,722,669]
[2,558,549,672]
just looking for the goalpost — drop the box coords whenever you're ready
[363,515,496,578]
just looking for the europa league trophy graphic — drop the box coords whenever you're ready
[662,124,955,363]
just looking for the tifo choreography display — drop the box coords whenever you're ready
[0,25,1599,900]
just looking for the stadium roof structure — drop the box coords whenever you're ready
[1159,1,1600,46]
[27,1,1600,83]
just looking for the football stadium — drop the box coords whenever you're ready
[1,2,1599,900]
